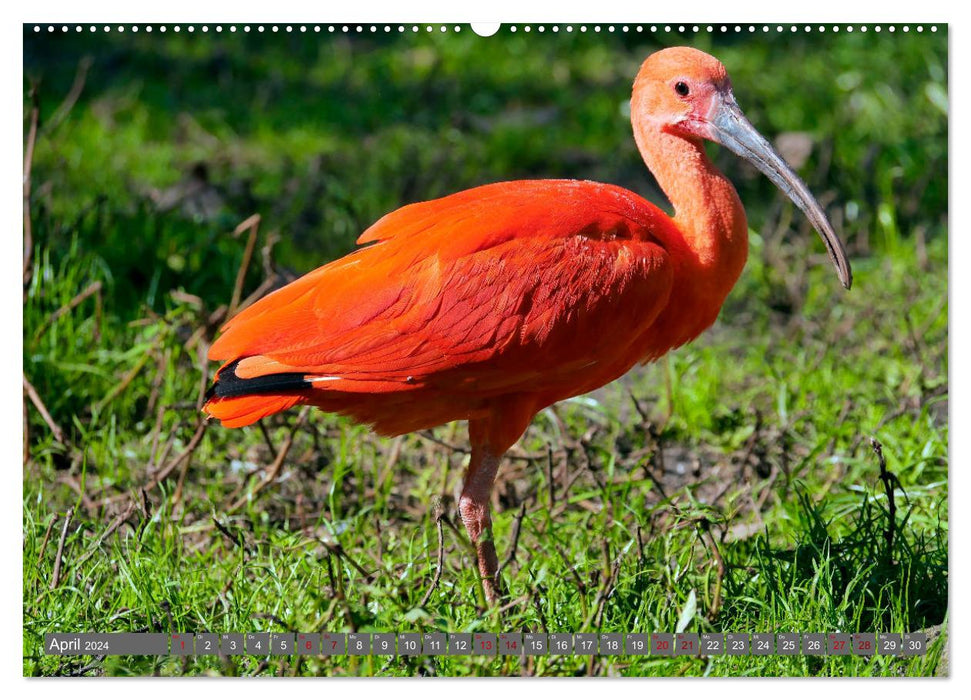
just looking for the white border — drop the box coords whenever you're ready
[7,0,960,696]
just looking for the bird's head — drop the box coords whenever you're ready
[632,46,852,290]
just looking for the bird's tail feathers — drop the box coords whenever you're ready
[203,358,310,427]
[203,393,304,428]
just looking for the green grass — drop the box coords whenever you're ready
[23,26,947,677]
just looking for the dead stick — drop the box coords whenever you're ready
[234,276,278,317]
[59,474,98,515]
[228,406,309,512]
[552,541,587,595]
[34,280,103,340]
[229,214,261,318]
[376,435,403,489]
[628,388,651,423]
[869,437,899,557]
[149,418,181,476]
[93,288,103,343]
[144,347,166,417]
[74,501,137,568]
[499,502,527,574]
[95,337,160,414]
[194,339,211,410]
[699,523,726,621]
[418,430,470,455]
[327,542,373,580]
[212,516,245,549]
[147,417,208,490]
[146,403,166,472]
[546,444,556,511]
[23,395,30,465]
[257,421,279,462]
[261,230,281,278]
[590,548,623,630]
[419,502,447,608]
[172,448,193,507]
[493,594,530,617]
[178,339,209,499]
[24,86,39,288]
[50,508,74,590]
[45,56,92,133]
[23,374,66,444]
[36,516,57,566]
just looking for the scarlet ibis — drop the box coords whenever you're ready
[204,47,851,603]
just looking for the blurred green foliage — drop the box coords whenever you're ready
[25,25,946,317]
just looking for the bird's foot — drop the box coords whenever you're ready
[475,529,502,605]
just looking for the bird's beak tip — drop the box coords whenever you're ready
[705,96,853,291]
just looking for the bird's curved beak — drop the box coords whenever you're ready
[696,92,852,290]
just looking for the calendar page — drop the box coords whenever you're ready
[22,12,949,680]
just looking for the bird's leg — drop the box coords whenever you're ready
[460,403,535,605]
[458,444,504,604]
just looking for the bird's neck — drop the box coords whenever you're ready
[635,124,749,298]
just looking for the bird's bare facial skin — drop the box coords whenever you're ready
[668,77,730,131]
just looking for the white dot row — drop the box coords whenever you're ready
[32,24,939,34]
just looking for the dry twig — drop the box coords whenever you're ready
[23,374,66,445]
[34,280,104,345]
[147,416,209,490]
[498,502,528,574]
[24,86,39,289]
[229,214,261,318]
[23,395,30,465]
[870,437,903,560]
[94,331,163,414]
[212,516,245,550]
[228,406,310,512]
[50,508,74,590]
[45,56,92,132]
[698,520,726,621]
[419,498,447,608]
[36,516,57,566]
[74,500,138,569]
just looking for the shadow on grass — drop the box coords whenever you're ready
[731,489,947,634]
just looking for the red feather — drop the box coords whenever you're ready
[207,180,676,434]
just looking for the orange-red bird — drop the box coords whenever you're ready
[204,47,851,603]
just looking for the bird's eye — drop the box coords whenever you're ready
[675,81,690,97]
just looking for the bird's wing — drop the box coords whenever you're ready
[209,180,677,397]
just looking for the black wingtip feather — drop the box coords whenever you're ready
[207,358,312,399]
